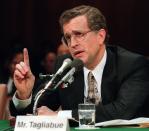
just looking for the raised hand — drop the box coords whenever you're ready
[13,48,35,99]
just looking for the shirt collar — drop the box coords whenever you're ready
[83,50,107,99]
[84,49,107,82]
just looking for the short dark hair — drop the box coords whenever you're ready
[59,5,109,44]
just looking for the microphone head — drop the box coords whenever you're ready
[71,59,84,72]
[63,58,72,65]
[56,58,72,75]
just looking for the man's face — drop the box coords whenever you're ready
[63,15,106,69]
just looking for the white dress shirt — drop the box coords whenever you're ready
[84,50,107,102]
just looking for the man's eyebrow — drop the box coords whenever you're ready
[64,30,83,34]
[72,30,83,33]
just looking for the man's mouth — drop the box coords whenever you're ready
[73,50,84,57]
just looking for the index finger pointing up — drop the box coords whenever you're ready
[23,48,30,67]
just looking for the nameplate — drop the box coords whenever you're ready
[14,116,70,131]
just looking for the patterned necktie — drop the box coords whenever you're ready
[86,72,100,105]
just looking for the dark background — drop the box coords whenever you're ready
[0,0,149,75]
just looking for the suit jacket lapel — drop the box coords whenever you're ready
[71,69,84,103]
[59,69,84,109]
[101,46,118,104]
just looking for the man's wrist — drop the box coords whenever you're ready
[13,92,32,109]
[16,90,31,100]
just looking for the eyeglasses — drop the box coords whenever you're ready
[61,30,93,46]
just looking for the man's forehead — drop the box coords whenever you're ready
[63,15,89,33]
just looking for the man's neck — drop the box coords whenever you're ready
[86,44,106,70]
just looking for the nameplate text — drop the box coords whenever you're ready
[15,116,70,131]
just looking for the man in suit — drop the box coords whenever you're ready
[10,5,149,122]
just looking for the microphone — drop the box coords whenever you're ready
[53,59,84,89]
[55,58,72,75]
[33,58,83,115]
[39,58,72,79]
[33,58,72,115]
[43,58,72,90]
[71,58,84,72]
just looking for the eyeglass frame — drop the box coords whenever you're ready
[61,30,95,46]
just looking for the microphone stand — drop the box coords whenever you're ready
[33,68,75,115]
[33,73,59,115]
[33,58,82,115]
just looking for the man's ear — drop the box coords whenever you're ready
[97,29,106,45]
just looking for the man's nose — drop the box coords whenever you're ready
[70,36,79,47]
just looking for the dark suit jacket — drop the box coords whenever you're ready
[10,45,149,122]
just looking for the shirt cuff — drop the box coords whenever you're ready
[12,92,32,110]
[58,110,72,119]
